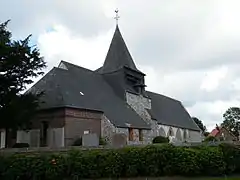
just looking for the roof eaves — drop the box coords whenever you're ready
[157,122,200,132]
[123,66,145,76]
[38,105,104,113]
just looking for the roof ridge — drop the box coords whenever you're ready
[60,60,97,73]
[146,91,181,103]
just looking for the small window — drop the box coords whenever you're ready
[128,128,134,141]
[84,130,90,134]
[139,129,143,141]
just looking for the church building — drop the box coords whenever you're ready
[15,24,201,148]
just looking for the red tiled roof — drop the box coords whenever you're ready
[209,128,220,137]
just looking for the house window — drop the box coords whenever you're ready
[139,129,143,141]
[128,128,134,141]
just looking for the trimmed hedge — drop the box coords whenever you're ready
[152,136,169,144]
[0,143,239,179]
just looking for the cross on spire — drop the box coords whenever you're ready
[114,9,120,25]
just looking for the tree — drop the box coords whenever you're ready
[221,107,240,138]
[192,117,207,133]
[0,20,46,147]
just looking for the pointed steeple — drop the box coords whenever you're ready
[101,25,141,74]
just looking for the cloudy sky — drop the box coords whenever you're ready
[1,0,240,131]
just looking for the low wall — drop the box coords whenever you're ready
[0,141,240,154]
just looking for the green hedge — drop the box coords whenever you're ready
[152,136,169,144]
[0,144,239,180]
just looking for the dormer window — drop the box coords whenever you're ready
[58,62,68,70]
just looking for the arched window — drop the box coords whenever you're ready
[159,127,166,137]
[183,129,187,140]
[168,127,174,137]
[176,129,182,141]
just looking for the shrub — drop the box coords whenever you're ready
[99,137,107,146]
[152,136,169,144]
[0,144,239,179]
[219,136,224,141]
[12,143,29,148]
[219,143,240,174]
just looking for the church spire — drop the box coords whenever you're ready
[101,10,141,74]
[114,9,120,25]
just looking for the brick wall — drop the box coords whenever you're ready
[64,108,102,146]
[125,91,202,143]
[32,108,65,129]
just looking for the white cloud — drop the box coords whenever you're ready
[200,66,228,92]
[37,25,114,70]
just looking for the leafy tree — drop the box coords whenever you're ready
[192,117,207,133]
[203,132,210,137]
[221,107,240,138]
[0,20,46,147]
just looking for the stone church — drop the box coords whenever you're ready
[12,24,201,148]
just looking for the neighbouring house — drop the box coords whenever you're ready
[209,126,237,141]
[0,24,201,148]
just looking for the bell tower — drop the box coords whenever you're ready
[96,10,147,98]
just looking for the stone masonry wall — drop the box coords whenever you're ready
[125,92,201,143]
[125,92,156,143]
[126,92,151,123]
[101,115,116,144]
[102,92,201,144]
[101,115,150,145]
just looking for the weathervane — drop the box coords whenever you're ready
[114,9,120,25]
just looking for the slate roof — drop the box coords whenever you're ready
[146,91,200,131]
[99,25,143,74]
[29,61,150,129]
[28,24,200,132]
